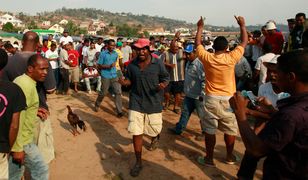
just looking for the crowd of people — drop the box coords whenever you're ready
[0,12,307,179]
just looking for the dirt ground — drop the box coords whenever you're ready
[48,91,263,180]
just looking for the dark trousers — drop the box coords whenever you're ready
[237,151,260,180]
[52,68,60,89]
[95,77,122,114]
[59,68,70,93]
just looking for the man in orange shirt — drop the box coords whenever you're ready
[195,16,248,166]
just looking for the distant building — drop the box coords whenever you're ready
[79,22,91,30]
[175,27,190,33]
[174,27,191,36]
[148,29,172,36]
[42,21,51,26]
[92,19,106,31]
[88,28,97,35]
[59,19,68,25]
[49,24,64,33]
[40,21,51,29]
[0,13,24,27]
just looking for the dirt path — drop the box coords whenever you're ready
[48,91,262,180]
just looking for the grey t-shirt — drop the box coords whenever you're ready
[59,49,70,69]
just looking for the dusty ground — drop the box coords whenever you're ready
[48,91,263,180]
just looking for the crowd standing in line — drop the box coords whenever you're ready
[0,11,307,179]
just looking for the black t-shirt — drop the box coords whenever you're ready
[0,80,26,153]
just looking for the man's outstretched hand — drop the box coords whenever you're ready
[197,16,204,28]
[234,16,245,27]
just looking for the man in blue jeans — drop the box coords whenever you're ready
[169,44,206,135]
[9,54,49,180]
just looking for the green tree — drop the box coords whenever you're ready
[143,31,150,38]
[96,30,104,36]
[65,21,78,35]
[2,22,15,32]
[28,20,38,29]
[116,24,139,37]
[78,28,87,35]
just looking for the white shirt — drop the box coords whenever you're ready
[95,43,104,52]
[258,82,290,108]
[121,45,132,63]
[59,36,73,45]
[86,48,98,66]
[255,53,276,86]
[45,49,59,69]
[82,46,89,64]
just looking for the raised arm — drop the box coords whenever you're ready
[195,16,204,47]
[235,16,248,48]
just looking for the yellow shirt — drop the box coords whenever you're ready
[196,45,244,96]
[47,41,52,49]
[12,74,39,152]
[115,48,123,70]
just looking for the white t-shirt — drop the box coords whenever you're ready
[86,48,98,66]
[45,49,59,69]
[121,45,132,63]
[95,43,104,52]
[82,46,89,64]
[258,82,290,108]
[255,53,276,86]
[59,36,73,45]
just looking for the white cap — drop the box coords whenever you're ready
[266,22,277,30]
[263,55,280,67]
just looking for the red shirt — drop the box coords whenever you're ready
[264,32,284,54]
[67,50,79,67]
[42,46,49,53]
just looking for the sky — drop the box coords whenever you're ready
[0,0,307,26]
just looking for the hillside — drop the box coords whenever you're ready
[1,8,288,35]
[36,8,192,31]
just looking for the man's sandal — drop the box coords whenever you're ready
[197,156,216,167]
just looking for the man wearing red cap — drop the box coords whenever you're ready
[119,38,169,177]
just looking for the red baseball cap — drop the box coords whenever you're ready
[134,38,155,51]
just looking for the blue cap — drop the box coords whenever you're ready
[184,44,194,53]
